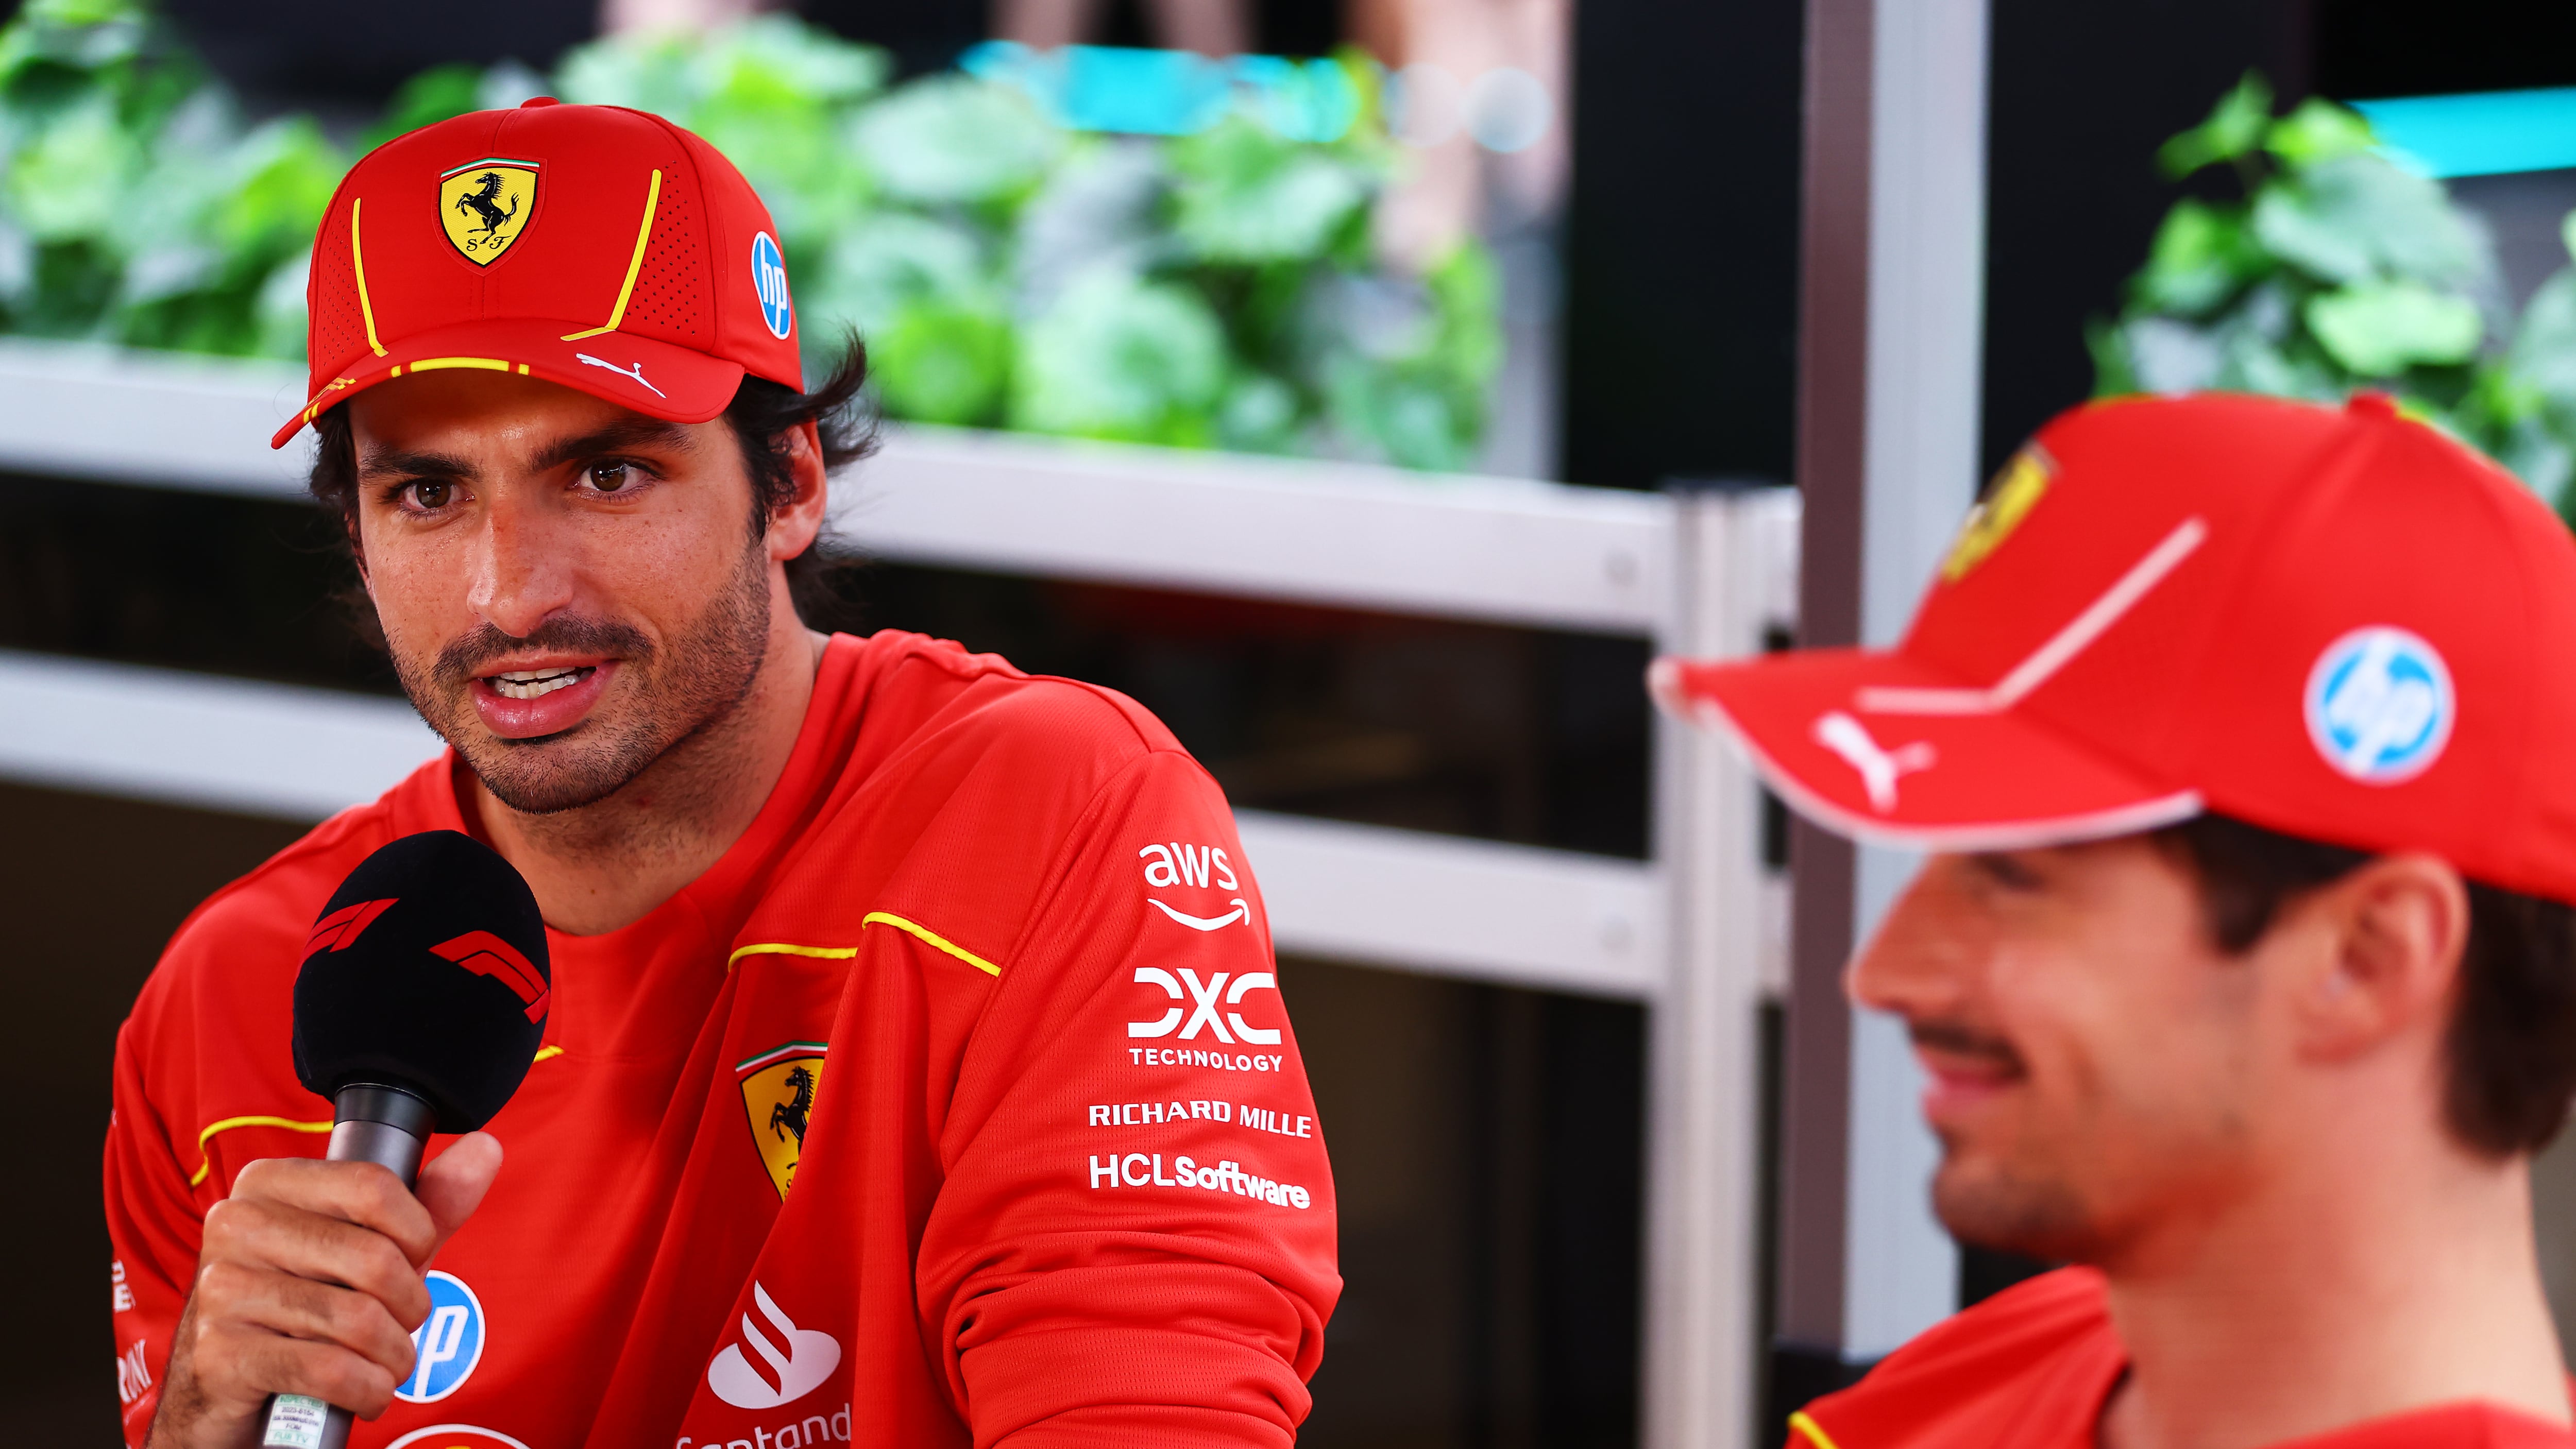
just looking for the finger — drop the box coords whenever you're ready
[416,1132,502,1262]
[200,1318,401,1420]
[194,1260,420,1388]
[228,1157,440,1266]
[200,1198,433,1328]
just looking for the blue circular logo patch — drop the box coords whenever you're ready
[751,231,793,340]
[395,1270,486,1404]
[2304,626,2454,784]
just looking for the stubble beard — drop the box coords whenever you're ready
[1929,1132,2107,1265]
[392,541,775,818]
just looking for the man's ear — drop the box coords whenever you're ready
[346,510,374,596]
[765,419,830,564]
[2293,853,2470,1061]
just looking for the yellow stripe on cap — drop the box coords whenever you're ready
[862,911,1001,977]
[406,357,513,372]
[561,168,663,342]
[188,1114,333,1188]
[350,197,386,357]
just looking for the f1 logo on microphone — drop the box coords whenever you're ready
[303,898,396,960]
[432,932,551,1022]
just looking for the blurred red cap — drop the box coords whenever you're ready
[1652,391,2576,904]
[273,97,802,449]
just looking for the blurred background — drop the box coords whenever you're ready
[10,0,2576,1444]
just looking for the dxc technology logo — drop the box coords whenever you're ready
[395,1270,485,1404]
[2304,626,2454,784]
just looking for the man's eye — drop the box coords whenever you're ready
[408,479,452,510]
[589,462,633,492]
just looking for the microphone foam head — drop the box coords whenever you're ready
[293,830,551,1133]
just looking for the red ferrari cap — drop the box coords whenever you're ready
[273,98,802,449]
[1652,391,2576,905]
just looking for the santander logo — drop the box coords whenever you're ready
[706,1282,841,1410]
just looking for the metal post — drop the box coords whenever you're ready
[1642,486,1800,1449]
[1781,0,1993,1392]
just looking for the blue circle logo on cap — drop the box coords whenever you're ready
[2304,626,2454,784]
[751,231,793,340]
[395,1270,486,1404]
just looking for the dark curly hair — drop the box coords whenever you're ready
[306,331,877,626]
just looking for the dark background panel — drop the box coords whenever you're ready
[0,781,309,1440]
[1976,0,2310,478]
[2312,0,2576,99]
[1560,0,1805,490]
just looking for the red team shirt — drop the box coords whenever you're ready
[1790,1269,2576,1449]
[104,630,1342,1448]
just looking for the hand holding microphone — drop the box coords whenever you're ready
[148,832,548,1449]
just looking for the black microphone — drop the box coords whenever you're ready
[258,830,549,1449]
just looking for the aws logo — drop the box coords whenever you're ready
[1140,842,1250,932]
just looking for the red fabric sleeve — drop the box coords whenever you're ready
[104,1008,204,1446]
[916,748,1340,1449]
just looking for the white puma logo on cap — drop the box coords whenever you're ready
[574,351,667,398]
[1813,710,1935,812]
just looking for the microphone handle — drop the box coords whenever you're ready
[257,1085,435,1449]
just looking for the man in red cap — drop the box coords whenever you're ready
[107,101,1337,1447]
[1656,391,2576,1447]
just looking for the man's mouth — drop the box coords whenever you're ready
[486,666,596,701]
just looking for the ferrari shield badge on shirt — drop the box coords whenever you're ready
[738,1042,826,1200]
[438,159,538,266]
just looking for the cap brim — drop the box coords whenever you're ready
[1649,650,2202,851]
[272,317,748,448]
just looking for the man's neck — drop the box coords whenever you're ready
[2098,1115,2567,1449]
[474,612,828,936]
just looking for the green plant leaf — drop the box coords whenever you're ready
[1010,266,1227,445]
[2304,280,2484,375]
[1168,117,1368,266]
[2133,198,2263,315]
[2263,98,2376,167]
[872,300,1011,425]
[2157,71,2272,179]
[853,75,1062,208]
[2251,152,2487,287]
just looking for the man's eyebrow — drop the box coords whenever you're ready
[358,446,479,482]
[529,417,697,473]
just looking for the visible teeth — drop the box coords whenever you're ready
[490,668,589,700]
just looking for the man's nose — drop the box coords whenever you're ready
[1844,868,1978,1019]
[465,491,575,639]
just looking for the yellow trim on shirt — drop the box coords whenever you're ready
[727,941,860,972]
[188,1041,567,1185]
[1788,1410,1843,1449]
[861,912,1002,977]
[188,1115,332,1187]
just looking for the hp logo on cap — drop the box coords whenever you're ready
[2304,626,2454,784]
[751,231,793,340]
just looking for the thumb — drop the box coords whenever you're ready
[415,1131,502,1265]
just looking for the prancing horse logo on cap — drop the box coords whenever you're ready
[439,159,538,266]
[2305,626,2454,784]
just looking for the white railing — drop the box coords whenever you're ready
[0,337,1797,1449]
